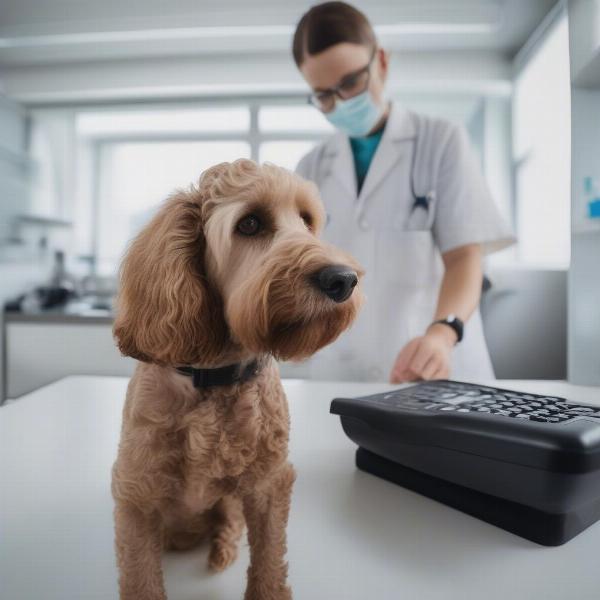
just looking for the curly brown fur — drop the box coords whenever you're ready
[111,159,364,600]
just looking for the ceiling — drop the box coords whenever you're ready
[0,0,558,66]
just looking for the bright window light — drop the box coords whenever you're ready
[95,140,250,275]
[260,141,318,172]
[77,107,250,137]
[259,105,333,133]
[512,15,571,268]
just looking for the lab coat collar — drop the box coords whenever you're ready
[356,102,416,214]
[322,101,416,209]
[323,131,356,198]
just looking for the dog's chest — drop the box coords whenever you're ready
[183,411,261,478]
[177,396,287,511]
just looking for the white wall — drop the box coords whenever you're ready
[567,0,600,385]
[568,89,600,385]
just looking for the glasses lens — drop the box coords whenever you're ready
[338,69,370,100]
[310,91,336,113]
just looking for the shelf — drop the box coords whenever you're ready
[17,214,73,228]
[0,146,36,177]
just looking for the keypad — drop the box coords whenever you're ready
[363,381,600,424]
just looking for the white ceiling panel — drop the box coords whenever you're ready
[0,0,558,66]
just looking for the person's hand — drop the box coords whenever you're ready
[389,325,456,383]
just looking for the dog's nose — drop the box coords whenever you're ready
[310,265,358,303]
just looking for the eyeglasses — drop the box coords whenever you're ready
[307,48,377,114]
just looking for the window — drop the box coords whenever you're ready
[75,103,329,275]
[77,106,250,137]
[95,140,250,276]
[258,104,331,170]
[78,106,253,275]
[258,105,332,133]
[259,141,317,171]
[34,97,503,278]
[512,14,571,268]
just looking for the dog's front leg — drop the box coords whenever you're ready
[242,462,296,600]
[114,500,167,600]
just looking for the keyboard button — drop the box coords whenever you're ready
[365,382,582,423]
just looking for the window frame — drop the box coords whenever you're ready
[85,98,330,274]
[510,3,570,269]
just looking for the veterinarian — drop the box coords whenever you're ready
[292,1,516,383]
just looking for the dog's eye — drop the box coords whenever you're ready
[236,214,262,236]
[300,211,313,230]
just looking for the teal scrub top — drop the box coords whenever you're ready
[349,126,385,192]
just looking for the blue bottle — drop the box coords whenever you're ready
[584,177,600,219]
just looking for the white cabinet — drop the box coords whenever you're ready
[5,321,136,399]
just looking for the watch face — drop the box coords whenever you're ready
[440,316,463,343]
[432,316,463,343]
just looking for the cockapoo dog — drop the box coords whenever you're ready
[111,159,364,600]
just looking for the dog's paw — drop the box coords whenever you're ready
[244,580,292,600]
[208,541,238,572]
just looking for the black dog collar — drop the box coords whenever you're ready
[175,358,264,389]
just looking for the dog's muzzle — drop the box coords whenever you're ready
[310,264,358,303]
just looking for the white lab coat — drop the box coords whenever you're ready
[293,101,516,383]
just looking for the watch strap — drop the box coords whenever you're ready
[431,315,464,344]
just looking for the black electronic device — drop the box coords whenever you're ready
[330,379,600,546]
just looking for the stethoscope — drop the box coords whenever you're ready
[323,111,435,227]
[409,112,436,214]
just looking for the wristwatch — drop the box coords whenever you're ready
[430,314,464,344]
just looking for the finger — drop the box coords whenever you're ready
[421,357,439,380]
[397,366,422,382]
[390,372,406,384]
[391,339,420,379]
[408,342,433,376]
[390,364,414,384]
[389,369,402,384]
[432,364,449,380]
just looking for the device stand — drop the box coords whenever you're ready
[356,447,600,546]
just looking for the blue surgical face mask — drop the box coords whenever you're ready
[324,90,384,138]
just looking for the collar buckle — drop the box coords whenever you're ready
[175,357,264,389]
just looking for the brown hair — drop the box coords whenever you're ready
[292,1,376,67]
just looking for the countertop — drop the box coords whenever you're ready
[1,376,600,600]
[3,298,113,324]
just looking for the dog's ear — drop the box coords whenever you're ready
[113,190,228,366]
